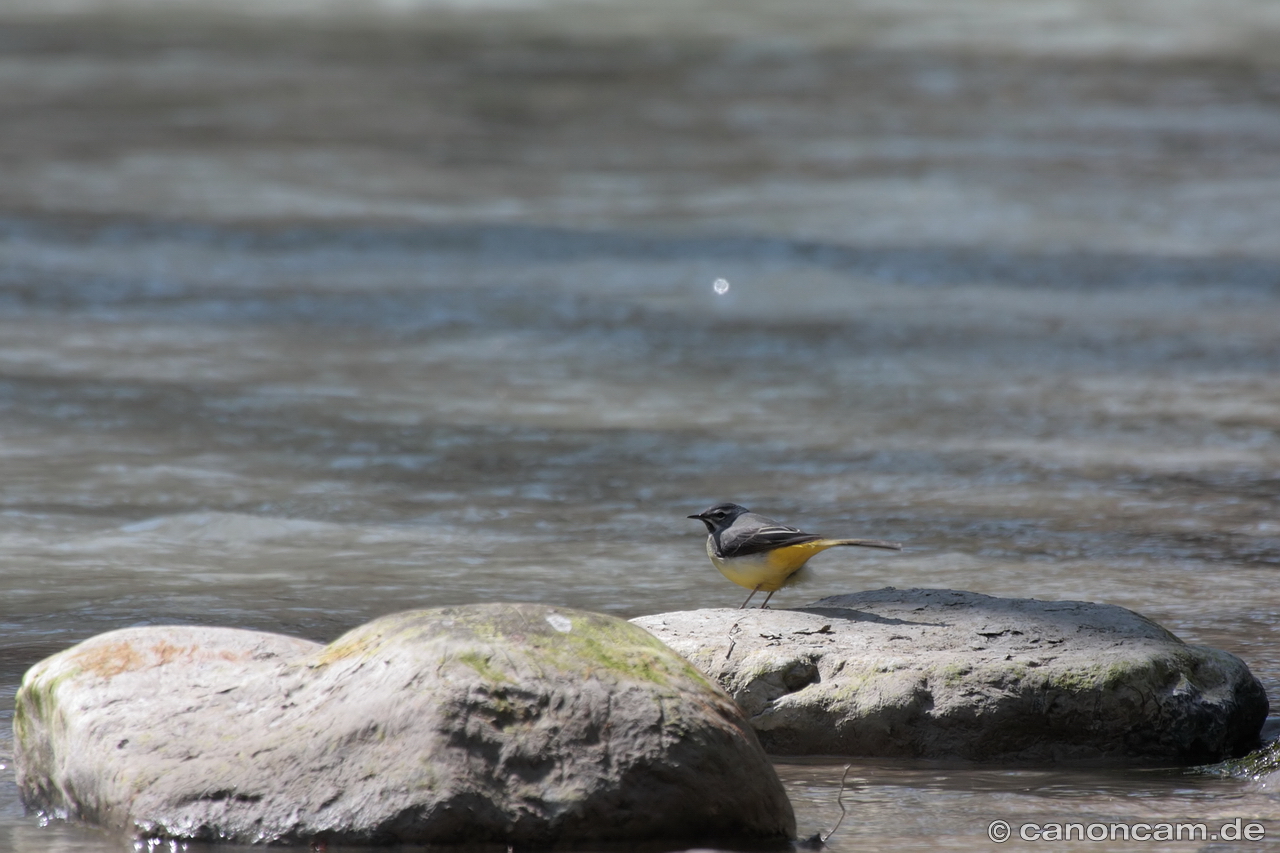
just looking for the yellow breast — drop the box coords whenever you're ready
[706,538,837,592]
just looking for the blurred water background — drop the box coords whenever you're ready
[2,0,1280,850]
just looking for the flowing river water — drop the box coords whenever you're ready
[1,1,1280,850]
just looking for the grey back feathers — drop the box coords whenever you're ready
[689,503,826,559]
[688,502,902,558]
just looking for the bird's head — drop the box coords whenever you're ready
[687,502,750,534]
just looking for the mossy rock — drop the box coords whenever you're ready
[634,588,1267,762]
[14,603,794,846]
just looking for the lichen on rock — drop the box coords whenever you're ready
[14,603,794,846]
[632,587,1267,762]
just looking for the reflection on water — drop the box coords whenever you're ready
[2,1,1280,851]
[778,759,1279,852]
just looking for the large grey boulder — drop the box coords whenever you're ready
[14,603,794,846]
[632,588,1267,762]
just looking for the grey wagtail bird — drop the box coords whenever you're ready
[688,502,902,609]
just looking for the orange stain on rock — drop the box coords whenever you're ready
[73,639,248,680]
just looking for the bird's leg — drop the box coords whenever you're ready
[759,589,778,610]
[739,586,762,609]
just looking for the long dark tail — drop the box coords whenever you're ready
[822,537,902,551]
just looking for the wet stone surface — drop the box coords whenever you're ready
[14,604,793,846]
[634,589,1268,762]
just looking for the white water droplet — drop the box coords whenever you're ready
[713,278,730,295]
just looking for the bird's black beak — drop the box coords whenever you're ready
[688,511,716,534]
